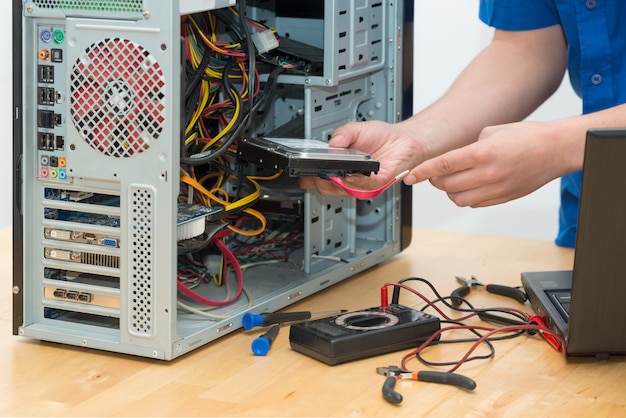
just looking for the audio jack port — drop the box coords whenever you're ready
[38,48,50,61]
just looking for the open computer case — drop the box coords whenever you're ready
[12,0,414,360]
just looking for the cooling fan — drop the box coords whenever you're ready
[70,38,166,158]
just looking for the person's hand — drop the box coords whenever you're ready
[405,121,565,207]
[299,120,425,196]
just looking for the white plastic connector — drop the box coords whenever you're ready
[251,29,279,54]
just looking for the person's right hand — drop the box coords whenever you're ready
[405,120,579,207]
[299,120,425,196]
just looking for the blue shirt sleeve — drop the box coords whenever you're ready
[479,0,561,31]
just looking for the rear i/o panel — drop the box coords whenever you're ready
[14,0,413,360]
[35,23,67,182]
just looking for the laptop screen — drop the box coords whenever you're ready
[522,128,626,357]
[566,128,626,356]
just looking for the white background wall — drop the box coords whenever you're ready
[1,1,581,240]
[411,1,581,241]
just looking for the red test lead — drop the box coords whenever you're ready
[529,314,563,352]
[380,286,389,308]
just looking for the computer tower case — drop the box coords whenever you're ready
[12,0,414,359]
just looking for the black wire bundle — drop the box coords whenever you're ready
[181,3,284,167]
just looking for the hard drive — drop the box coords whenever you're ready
[236,137,380,178]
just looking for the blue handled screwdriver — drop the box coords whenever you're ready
[251,324,281,356]
[242,309,346,330]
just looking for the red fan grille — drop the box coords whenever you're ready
[70,38,165,158]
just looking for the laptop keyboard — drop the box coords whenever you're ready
[548,290,571,319]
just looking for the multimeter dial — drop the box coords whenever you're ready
[334,310,399,330]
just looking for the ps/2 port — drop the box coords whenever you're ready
[40,29,52,43]
[52,30,64,44]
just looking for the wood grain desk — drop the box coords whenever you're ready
[2,227,625,416]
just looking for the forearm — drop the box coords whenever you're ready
[402,26,568,160]
[542,104,626,176]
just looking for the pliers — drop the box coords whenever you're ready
[376,366,476,404]
[451,275,527,306]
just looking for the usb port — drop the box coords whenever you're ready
[38,132,54,150]
[53,288,67,299]
[38,87,55,105]
[38,65,54,83]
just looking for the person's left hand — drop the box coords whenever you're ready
[299,120,425,196]
[405,121,568,207]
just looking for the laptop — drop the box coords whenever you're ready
[521,128,626,359]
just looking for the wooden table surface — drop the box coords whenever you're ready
[2,227,626,417]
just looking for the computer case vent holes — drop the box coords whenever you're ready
[128,186,155,336]
[70,38,165,158]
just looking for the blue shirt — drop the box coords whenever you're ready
[479,0,626,247]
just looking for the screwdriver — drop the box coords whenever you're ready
[251,324,281,356]
[242,309,346,330]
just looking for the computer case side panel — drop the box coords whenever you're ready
[400,0,414,251]
[13,0,25,336]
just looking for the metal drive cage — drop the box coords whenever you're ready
[12,0,413,359]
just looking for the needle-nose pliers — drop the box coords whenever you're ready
[451,275,527,306]
[376,366,476,404]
